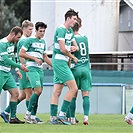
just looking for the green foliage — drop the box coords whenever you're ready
[5,0,30,22]
[0,114,133,133]
[0,0,30,38]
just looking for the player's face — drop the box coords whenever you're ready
[69,16,77,27]
[36,27,46,39]
[25,26,33,37]
[11,32,22,44]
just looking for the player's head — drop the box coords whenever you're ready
[9,26,23,43]
[77,17,82,28]
[72,17,82,32]
[65,8,79,20]
[64,8,79,28]
[35,22,47,31]
[21,20,34,37]
[35,22,47,39]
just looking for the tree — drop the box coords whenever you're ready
[0,0,30,38]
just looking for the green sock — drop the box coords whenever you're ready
[83,96,90,116]
[31,98,39,116]
[5,105,11,114]
[26,101,29,108]
[17,99,21,104]
[130,107,133,114]
[61,100,70,113]
[70,98,76,118]
[27,93,39,112]
[5,99,20,113]
[50,104,58,116]
[66,106,70,118]
[10,101,17,118]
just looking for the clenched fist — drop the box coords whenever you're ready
[20,64,28,72]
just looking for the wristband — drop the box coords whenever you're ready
[15,68,19,71]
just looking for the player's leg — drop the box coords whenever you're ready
[81,68,92,125]
[25,68,42,124]
[23,88,32,108]
[52,60,78,125]
[0,75,10,123]
[2,90,25,122]
[69,97,77,125]
[69,68,80,124]
[18,90,26,101]
[57,79,78,125]
[124,107,133,125]
[82,91,90,125]
[19,69,32,108]
[25,87,41,124]
[1,73,25,124]
[50,84,63,124]
[7,88,25,124]
[69,87,78,124]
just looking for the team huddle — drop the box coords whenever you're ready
[0,9,92,125]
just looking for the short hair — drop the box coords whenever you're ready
[35,22,47,31]
[77,17,82,27]
[21,20,33,29]
[65,8,79,21]
[72,17,82,32]
[10,26,23,35]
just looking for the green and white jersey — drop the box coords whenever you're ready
[17,35,27,64]
[21,36,46,68]
[71,34,90,69]
[53,24,75,62]
[0,38,15,72]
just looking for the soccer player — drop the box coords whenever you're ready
[0,26,28,124]
[19,21,52,124]
[68,17,92,125]
[124,107,133,125]
[0,20,34,123]
[50,9,79,125]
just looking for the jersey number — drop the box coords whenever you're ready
[79,42,86,56]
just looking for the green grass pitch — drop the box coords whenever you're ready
[0,114,133,133]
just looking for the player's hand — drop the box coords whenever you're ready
[20,64,29,72]
[34,58,43,66]
[16,70,22,79]
[70,46,77,52]
[73,57,78,63]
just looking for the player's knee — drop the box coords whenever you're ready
[52,91,60,98]
[71,87,78,94]
[12,91,19,99]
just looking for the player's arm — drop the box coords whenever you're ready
[68,58,71,67]
[43,53,52,67]
[12,55,22,79]
[2,54,28,72]
[70,40,79,52]
[2,54,21,68]
[19,47,42,66]
[59,40,78,63]
[20,57,25,65]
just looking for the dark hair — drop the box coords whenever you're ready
[72,17,82,32]
[10,26,23,35]
[35,22,47,31]
[65,8,79,21]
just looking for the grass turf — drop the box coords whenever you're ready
[0,114,133,133]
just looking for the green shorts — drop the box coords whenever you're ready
[0,71,17,94]
[52,59,74,84]
[26,66,44,89]
[19,69,31,90]
[71,67,92,91]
